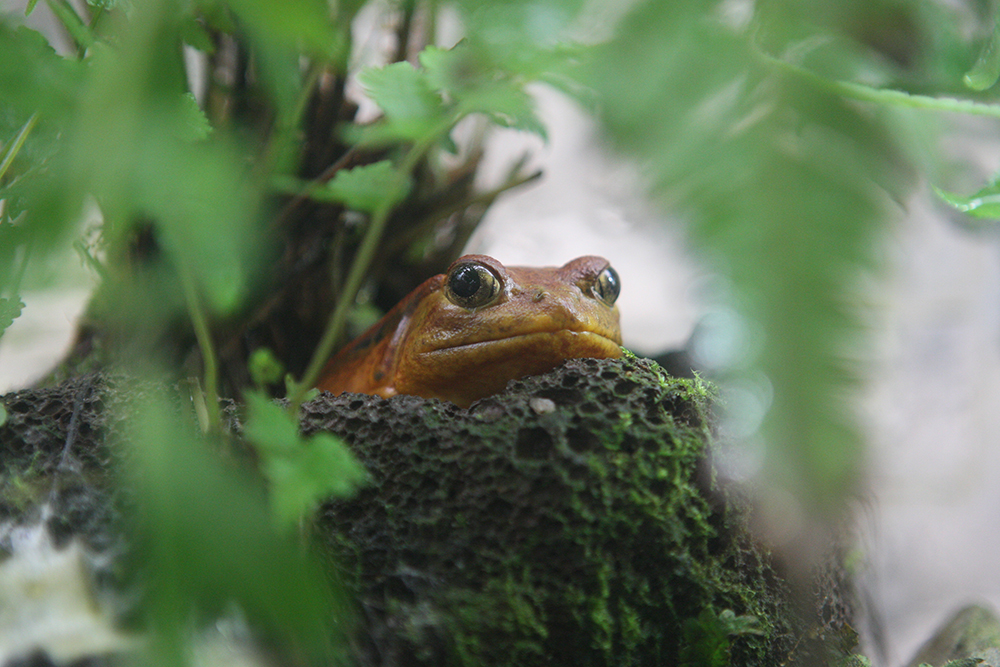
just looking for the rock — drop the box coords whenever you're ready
[0,359,855,666]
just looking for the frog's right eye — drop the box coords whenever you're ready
[445,261,501,310]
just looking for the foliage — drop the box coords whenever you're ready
[3,0,1000,662]
[583,0,999,516]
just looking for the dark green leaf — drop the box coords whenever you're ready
[680,609,760,667]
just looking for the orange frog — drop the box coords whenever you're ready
[317,255,623,407]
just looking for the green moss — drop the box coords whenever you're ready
[307,356,848,666]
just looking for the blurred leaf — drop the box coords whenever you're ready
[244,391,367,528]
[128,388,345,661]
[0,296,24,337]
[249,347,285,387]
[358,61,447,139]
[0,24,83,151]
[318,160,411,214]
[177,92,212,142]
[584,0,911,513]
[935,181,1000,220]
[453,0,585,71]
[43,0,94,52]
[420,44,547,139]
[964,18,1000,91]
[227,0,335,56]
[262,431,368,527]
[66,2,262,315]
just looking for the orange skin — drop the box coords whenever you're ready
[317,255,623,408]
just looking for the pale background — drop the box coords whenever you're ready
[3,3,1000,665]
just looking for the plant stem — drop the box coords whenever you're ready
[288,121,452,415]
[179,264,221,435]
[0,114,37,182]
[44,0,93,56]
[765,53,1000,119]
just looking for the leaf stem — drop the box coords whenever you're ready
[765,53,1000,119]
[179,264,221,435]
[0,114,37,182]
[44,0,94,56]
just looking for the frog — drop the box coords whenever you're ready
[317,254,622,407]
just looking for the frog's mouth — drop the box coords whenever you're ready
[427,329,623,358]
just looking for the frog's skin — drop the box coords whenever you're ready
[317,255,623,407]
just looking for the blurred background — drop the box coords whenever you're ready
[3,0,1000,664]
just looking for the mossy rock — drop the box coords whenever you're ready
[305,355,852,666]
[0,358,853,666]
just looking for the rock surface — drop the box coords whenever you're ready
[0,358,854,666]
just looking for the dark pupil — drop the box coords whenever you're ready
[451,265,482,299]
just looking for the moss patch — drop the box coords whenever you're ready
[306,356,848,666]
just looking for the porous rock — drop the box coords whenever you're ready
[305,356,850,666]
[0,359,854,666]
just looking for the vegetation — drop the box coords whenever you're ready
[2,0,1000,662]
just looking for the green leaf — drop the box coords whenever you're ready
[263,432,368,527]
[243,391,298,456]
[357,61,446,138]
[244,390,368,528]
[319,160,411,214]
[249,347,285,387]
[177,92,212,142]
[935,182,1000,220]
[0,403,6,428]
[0,296,25,337]
[964,19,1000,91]
[420,44,547,139]
[460,82,547,138]
[127,389,346,662]
[227,0,335,56]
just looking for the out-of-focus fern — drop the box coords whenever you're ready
[582,0,978,516]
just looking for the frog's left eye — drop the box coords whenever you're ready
[592,266,620,306]
[445,261,501,309]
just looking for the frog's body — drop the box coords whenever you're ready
[317,255,622,407]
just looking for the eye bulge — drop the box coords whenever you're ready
[445,261,502,309]
[592,266,620,306]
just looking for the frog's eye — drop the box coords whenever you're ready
[445,261,501,309]
[592,266,620,306]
